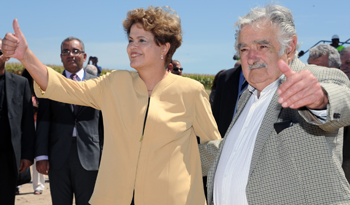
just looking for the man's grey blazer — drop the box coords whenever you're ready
[200,58,350,204]
[35,71,103,171]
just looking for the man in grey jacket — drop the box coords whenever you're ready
[200,4,350,205]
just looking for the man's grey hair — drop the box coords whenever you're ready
[235,4,298,58]
[60,36,85,52]
[308,44,341,68]
[85,65,98,76]
[340,46,350,57]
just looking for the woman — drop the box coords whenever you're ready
[2,6,220,205]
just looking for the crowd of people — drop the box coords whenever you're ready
[2,3,350,205]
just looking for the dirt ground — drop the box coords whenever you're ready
[15,168,51,205]
[15,167,75,205]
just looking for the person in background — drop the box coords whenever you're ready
[85,64,98,76]
[2,6,220,205]
[308,44,341,68]
[209,69,226,105]
[0,38,35,205]
[35,36,104,205]
[168,59,183,75]
[21,69,45,195]
[211,59,247,138]
[340,46,350,78]
[330,34,345,52]
[87,56,102,76]
[340,46,350,183]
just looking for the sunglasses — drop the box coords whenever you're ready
[61,49,85,56]
[0,50,2,56]
[173,67,183,72]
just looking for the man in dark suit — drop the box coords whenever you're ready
[211,61,248,137]
[0,38,35,204]
[35,37,103,205]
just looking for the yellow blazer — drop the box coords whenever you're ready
[34,67,221,205]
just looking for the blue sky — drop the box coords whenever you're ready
[1,0,349,74]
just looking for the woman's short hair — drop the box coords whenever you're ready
[123,6,183,65]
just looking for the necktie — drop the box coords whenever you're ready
[70,73,79,115]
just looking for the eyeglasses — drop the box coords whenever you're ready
[61,49,84,56]
[173,67,183,72]
[0,50,3,56]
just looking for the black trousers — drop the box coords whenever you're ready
[49,138,98,205]
[0,147,17,205]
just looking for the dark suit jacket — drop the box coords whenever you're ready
[211,65,245,137]
[4,71,35,172]
[35,71,103,171]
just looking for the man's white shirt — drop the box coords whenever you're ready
[213,74,326,205]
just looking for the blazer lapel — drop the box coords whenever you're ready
[248,88,283,177]
[207,88,252,202]
[61,71,75,114]
[247,58,304,176]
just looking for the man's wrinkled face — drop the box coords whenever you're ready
[308,54,330,68]
[341,52,350,79]
[238,21,289,92]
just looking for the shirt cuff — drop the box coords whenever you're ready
[308,108,327,123]
[36,155,48,161]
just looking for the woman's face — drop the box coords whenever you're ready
[127,23,166,70]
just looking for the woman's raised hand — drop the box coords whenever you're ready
[2,19,28,61]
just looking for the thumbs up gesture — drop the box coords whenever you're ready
[2,19,28,61]
[2,19,49,90]
[277,60,328,109]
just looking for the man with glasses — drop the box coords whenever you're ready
[168,59,183,75]
[0,38,35,205]
[35,36,103,205]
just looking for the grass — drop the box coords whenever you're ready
[6,63,215,90]
[183,73,214,90]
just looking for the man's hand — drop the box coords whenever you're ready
[277,60,328,109]
[36,160,50,175]
[2,19,28,61]
[19,159,32,173]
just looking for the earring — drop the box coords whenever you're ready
[161,55,163,60]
